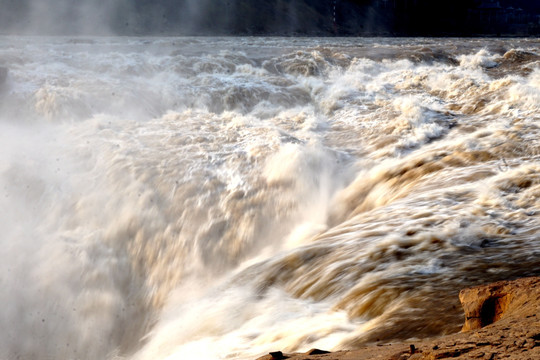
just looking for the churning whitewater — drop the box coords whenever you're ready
[0,37,539,360]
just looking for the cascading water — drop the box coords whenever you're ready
[0,36,539,360]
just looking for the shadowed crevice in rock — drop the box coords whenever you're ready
[479,295,511,327]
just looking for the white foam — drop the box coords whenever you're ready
[1,36,539,360]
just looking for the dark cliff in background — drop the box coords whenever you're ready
[0,0,538,36]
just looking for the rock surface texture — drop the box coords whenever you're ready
[255,277,540,360]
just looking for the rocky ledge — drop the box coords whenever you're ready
[256,277,540,360]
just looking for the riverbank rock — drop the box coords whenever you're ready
[255,277,540,360]
[460,276,540,332]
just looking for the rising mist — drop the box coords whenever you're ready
[1,0,538,36]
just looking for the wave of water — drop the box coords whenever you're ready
[0,36,539,360]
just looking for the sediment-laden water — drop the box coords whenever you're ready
[0,37,539,360]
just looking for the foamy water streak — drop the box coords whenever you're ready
[0,37,539,360]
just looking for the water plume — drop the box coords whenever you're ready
[0,37,539,360]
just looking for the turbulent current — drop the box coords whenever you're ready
[0,36,539,360]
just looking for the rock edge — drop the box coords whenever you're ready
[256,276,540,360]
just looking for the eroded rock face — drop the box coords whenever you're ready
[254,277,540,360]
[460,277,540,332]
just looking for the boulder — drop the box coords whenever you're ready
[459,277,540,332]
[257,351,288,360]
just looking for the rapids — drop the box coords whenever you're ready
[0,37,539,360]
